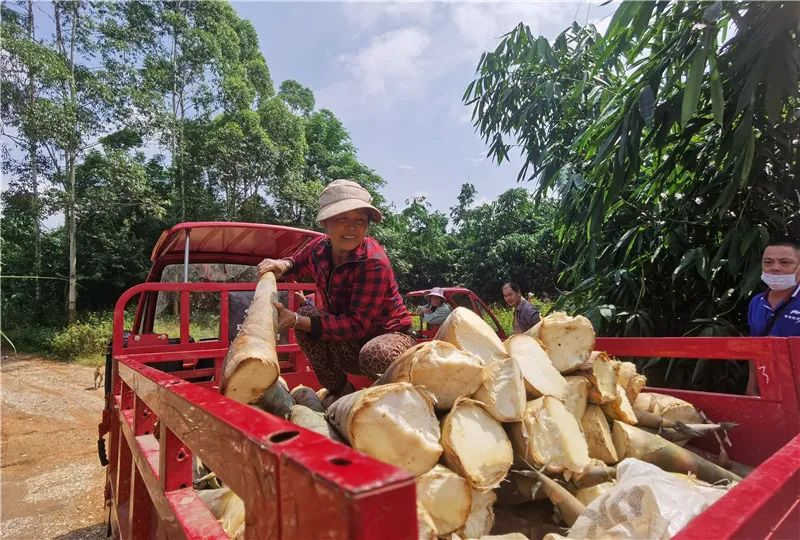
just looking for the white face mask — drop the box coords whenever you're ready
[761,271,799,291]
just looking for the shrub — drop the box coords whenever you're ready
[50,313,114,361]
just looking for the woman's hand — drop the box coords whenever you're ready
[257,258,292,278]
[272,301,298,331]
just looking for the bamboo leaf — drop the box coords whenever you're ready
[638,86,655,126]
[708,53,724,127]
[740,132,755,181]
[681,44,706,128]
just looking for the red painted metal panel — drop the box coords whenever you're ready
[674,434,800,540]
[111,357,416,539]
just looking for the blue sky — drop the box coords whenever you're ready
[235,1,618,213]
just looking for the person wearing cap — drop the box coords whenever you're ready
[257,179,415,404]
[416,287,452,326]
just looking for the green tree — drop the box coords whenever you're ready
[467,1,799,391]
[278,79,315,115]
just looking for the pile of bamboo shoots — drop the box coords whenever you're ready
[202,303,744,539]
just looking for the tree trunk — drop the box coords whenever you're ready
[27,0,40,303]
[67,154,77,323]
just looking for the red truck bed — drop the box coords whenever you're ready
[101,278,800,539]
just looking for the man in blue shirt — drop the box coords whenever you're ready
[746,240,800,394]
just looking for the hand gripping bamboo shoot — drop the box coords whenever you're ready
[457,489,497,539]
[524,311,595,373]
[503,335,568,400]
[601,384,638,425]
[509,396,590,474]
[376,340,484,410]
[472,356,527,422]
[220,273,280,403]
[576,351,619,404]
[441,398,514,490]
[324,382,442,476]
[563,376,589,421]
[434,307,507,365]
[580,405,618,464]
[611,422,742,484]
[417,465,472,535]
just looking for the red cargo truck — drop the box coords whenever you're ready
[98,222,800,539]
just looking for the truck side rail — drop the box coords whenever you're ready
[108,355,416,539]
[596,337,800,466]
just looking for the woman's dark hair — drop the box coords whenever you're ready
[503,282,522,294]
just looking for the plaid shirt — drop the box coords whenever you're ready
[284,236,412,341]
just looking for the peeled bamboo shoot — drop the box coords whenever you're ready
[574,481,615,506]
[504,335,568,399]
[580,405,618,464]
[417,465,472,535]
[563,376,589,421]
[197,486,245,537]
[325,382,442,475]
[634,392,704,424]
[441,398,513,489]
[457,489,497,539]
[434,307,507,364]
[524,312,595,373]
[601,384,638,425]
[509,396,590,474]
[576,351,619,404]
[617,361,646,403]
[376,340,484,410]
[472,356,526,422]
[611,422,742,484]
[220,273,280,403]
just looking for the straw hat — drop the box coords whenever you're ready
[316,179,383,225]
[425,287,446,300]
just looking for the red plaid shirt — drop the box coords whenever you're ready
[284,236,412,341]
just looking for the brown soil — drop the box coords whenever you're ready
[1,354,107,539]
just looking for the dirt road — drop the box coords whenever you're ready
[1,354,106,539]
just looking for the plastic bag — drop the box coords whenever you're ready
[566,458,730,539]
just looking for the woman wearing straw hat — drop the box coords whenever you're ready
[257,179,415,404]
[416,287,452,326]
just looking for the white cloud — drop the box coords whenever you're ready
[396,164,416,171]
[337,26,432,98]
[341,1,437,32]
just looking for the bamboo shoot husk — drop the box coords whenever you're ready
[509,396,590,474]
[324,382,442,475]
[441,398,513,490]
[524,312,595,373]
[417,503,438,540]
[255,381,295,419]
[472,356,526,422]
[573,481,615,506]
[576,351,619,404]
[457,489,497,539]
[376,340,484,410]
[563,376,589,421]
[601,384,638,425]
[580,405,618,464]
[290,385,325,412]
[514,469,585,527]
[611,422,742,484]
[434,307,507,365]
[289,405,345,443]
[503,335,568,400]
[220,273,280,403]
[417,465,472,535]
[197,486,245,537]
[634,392,704,424]
[617,362,647,403]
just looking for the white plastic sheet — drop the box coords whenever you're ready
[565,458,731,539]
